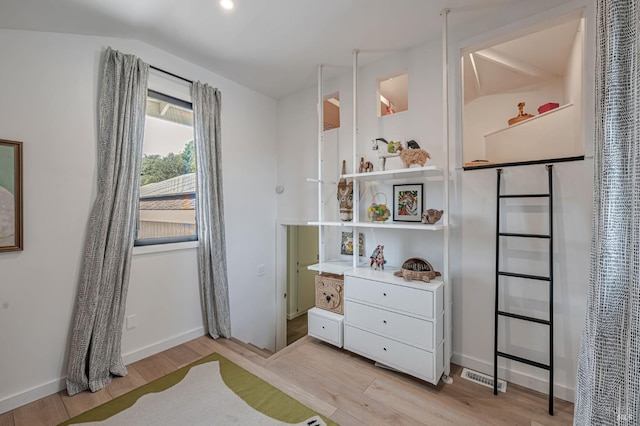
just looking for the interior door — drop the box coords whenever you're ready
[296,226,318,314]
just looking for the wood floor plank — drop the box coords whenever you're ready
[105,364,148,399]
[329,409,370,426]
[265,335,314,363]
[129,353,177,382]
[184,335,218,357]
[12,393,69,426]
[363,378,480,425]
[59,388,112,419]
[215,338,269,367]
[207,340,338,419]
[0,411,14,426]
[491,383,574,425]
[279,338,376,392]
[269,352,418,426]
[160,344,202,369]
[3,335,574,425]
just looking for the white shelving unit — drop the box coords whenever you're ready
[307,28,453,385]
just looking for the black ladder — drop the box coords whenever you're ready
[493,165,554,415]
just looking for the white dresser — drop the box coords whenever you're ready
[343,268,445,385]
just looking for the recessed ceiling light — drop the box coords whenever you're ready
[220,0,236,10]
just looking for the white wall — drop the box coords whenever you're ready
[277,0,592,402]
[0,28,277,413]
[452,1,593,402]
[565,17,584,147]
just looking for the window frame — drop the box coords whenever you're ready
[134,89,197,247]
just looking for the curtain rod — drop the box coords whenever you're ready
[149,65,193,85]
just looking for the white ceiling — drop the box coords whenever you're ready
[463,16,582,103]
[0,0,577,99]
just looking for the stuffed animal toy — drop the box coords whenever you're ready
[421,209,444,224]
[399,147,431,168]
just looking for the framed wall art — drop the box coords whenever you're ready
[341,231,364,256]
[393,183,423,222]
[0,140,23,252]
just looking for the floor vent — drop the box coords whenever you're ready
[461,368,507,393]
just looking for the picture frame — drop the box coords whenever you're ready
[341,232,364,256]
[0,139,23,252]
[393,183,423,222]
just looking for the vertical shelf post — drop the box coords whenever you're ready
[441,7,453,382]
[352,49,360,268]
[317,64,325,267]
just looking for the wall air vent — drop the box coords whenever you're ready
[460,368,507,393]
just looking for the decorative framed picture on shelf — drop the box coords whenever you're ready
[341,231,364,256]
[0,139,23,252]
[393,183,423,222]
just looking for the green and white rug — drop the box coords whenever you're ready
[60,353,334,425]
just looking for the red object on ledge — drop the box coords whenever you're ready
[538,102,560,114]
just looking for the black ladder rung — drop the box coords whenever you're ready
[499,232,550,239]
[497,310,551,325]
[497,351,550,370]
[499,193,550,198]
[498,271,551,281]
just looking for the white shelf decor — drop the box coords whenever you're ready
[309,24,452,385]
[308,221,445,231]
[307,260,365,275]
[342,165,444,182]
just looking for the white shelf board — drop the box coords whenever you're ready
[307,221,355,227]
[308,260,363,275]
[342,165,443,182]
[353,222,445,231]
[308,221,445,230]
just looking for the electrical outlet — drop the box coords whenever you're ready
[257,264,265,276]
[126,315,137,330]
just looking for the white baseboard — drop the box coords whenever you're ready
[0,327,205,415]
[452,352,575,402]
[0,377,67,415]
[122,327,205,365]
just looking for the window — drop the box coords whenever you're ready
[378,72,408,116]
[323,93,340,130]
[135,90,197,246]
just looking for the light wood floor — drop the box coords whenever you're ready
[0,335,574,425]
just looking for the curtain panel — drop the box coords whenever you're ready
[575,1,640,424]
[66,47,149,396]
[192,82,231,339]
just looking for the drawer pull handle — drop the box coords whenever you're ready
[322,326,325,329]
[383,347,387,351]
[383,320,387,324]
[383,293,387,296]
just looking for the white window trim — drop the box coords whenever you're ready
[133,240,199,256]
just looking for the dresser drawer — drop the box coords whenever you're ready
[345,276,435,318]
[345,300,439,349]
[308,307,343,347]
[344,325,442,383]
